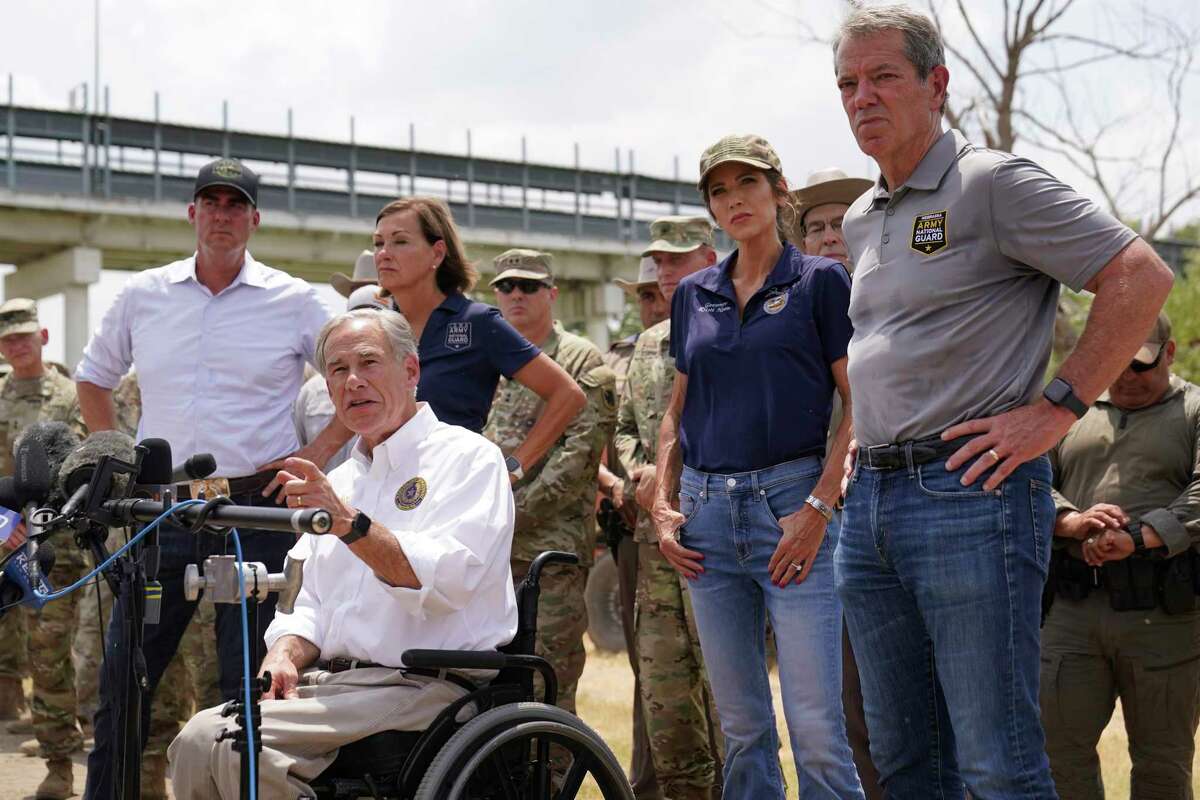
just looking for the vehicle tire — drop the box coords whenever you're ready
[414,702,633,800]
[584,550,624,653]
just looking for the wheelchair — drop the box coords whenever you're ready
[309,551,634,800]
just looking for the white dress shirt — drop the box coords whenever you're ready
[265,403,519,664]
[75,253,334,477]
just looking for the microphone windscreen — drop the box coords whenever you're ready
[12,438,52,505]
[136,438,173,486]
[57,431,137,500]
[0,478,22,512]
[18,422,81,481]
[184,453,217,481]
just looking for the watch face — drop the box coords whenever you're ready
[505,455,520,472]
[1046,379,1069,403]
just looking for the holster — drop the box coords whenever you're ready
[1053,549,1099,602]
[1158,551,1198,615]
[595,498,632,563]
[1103,558,1158,612]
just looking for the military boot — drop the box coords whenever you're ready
[35,758,74,800]
[141,751,168,800]
[0,676,27,719]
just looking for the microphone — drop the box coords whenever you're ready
[0,540,55,617]
[136,438,174,487]
[55,431,137,515]
[171,453,217,484]
[14,421,81,504]
[12,436,53,507]
[100,497,333,535]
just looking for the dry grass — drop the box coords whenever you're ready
[574,636,1200,799]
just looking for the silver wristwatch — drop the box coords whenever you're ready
[805,495,834,522]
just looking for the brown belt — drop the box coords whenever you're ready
[174,470,276,500]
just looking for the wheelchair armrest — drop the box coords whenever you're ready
[402,649,558,705]
[402,649,508,671]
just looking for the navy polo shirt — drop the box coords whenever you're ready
[670,243,853,473]
[416,292,539,432]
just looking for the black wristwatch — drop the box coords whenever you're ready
[1125,519,1148,555]
[1043,377,1088,419]
[340,511,371,546]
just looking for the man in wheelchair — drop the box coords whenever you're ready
[168,308,520,799]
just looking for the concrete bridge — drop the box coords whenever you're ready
[1,96,713,364]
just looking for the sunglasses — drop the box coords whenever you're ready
[494,279,549,295]
[1130,343,1164,373]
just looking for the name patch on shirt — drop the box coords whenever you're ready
[699,301,732,314]
[395,477,428,511]
[763,289,789,315]
[445,322,472,351]
[911,210,948,255]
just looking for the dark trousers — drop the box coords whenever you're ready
[83,492,293,800]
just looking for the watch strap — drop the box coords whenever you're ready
[340,511,371,546]
[1126,519,1147,554]
[1044,377,1088,420]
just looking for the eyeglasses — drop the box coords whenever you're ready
[1130,344,1164,373]
[494,279,549,295]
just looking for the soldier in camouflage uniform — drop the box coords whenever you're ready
[614,218,724,800]
[482,249,616,716]
[0,298,89,799]
[600,256,670,799]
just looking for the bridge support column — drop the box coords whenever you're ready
[586,284,624,353]
[3,246,102,370]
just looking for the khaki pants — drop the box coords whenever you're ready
[1040,591,1200,799]
[168,667,473,800]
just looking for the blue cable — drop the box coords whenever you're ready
[230,528,259,800]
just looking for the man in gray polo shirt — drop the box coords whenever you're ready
[831,5,1174,798]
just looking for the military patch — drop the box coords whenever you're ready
[212,159,243,179]
[445,322,471,351]
[395,477,427,511]
[763,289,789,315]
[602,387,617,412]
[911,210,948,255]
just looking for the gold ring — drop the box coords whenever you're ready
[986,449,1001,462]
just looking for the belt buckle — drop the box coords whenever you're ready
[328,657,352,673]
[189,477,231,499]
[864,442,894,466]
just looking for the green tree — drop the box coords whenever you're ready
[1164,254,1200,383]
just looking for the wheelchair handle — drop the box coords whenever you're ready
[525,551,578,590]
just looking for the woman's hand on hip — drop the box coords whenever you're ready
[768,505,827,587]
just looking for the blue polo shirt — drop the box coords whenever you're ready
[670,243,853,473]
[416,292,539,432]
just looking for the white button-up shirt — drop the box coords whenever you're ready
[265,403,519,664]
[75,253,334,477]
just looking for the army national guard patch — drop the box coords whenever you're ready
[445,322,471,351]
[395,477,427,511]
[911,210,948,255]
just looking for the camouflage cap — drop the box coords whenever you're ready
[489,248,555,286]
[1133,311,1173,364]
[697,134,782,192]
[613,257,659,295]
[0,298,40,338]
[641,215,715,257]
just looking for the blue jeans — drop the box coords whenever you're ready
[679,456,865,800]
[836,452,1058,799]
[84,492,294,800]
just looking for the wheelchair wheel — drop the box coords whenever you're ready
[414,702,633,800]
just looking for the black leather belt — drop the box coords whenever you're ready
[861,435,966,470]
[322,657,479,693]
[174,470,276,500]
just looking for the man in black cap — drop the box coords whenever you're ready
[75,157,345,799]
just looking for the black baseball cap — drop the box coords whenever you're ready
[193,158,259,206]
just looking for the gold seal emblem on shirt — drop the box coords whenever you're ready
[395,477,427,511]
[763,290,789,315]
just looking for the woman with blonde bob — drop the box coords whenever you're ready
[651,136,863,798]
[372,197,583,478]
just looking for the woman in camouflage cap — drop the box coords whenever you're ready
[650,135,864,798]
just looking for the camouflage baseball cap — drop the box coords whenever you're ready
[489,249,555,286]
[613,257,659,295]
[1133,311,1173,365]
[641,215,715,257]
[697,134,783,191]
[0,298,40,338]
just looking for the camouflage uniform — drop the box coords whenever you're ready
[616,318,724,799]
[0,314,90,763]
[484,319,616,714]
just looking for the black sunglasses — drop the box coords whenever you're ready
[494,279,548,295]
[1130,343,1164,373]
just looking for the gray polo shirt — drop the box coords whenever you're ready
[843,129,1137,447]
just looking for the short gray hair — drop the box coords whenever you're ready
[315,308,418,375]
[833,4,946,82]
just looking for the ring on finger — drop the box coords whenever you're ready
[986,448,1001,462]
[790,561,804,571]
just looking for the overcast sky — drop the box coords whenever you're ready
[2,0,1198,363]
